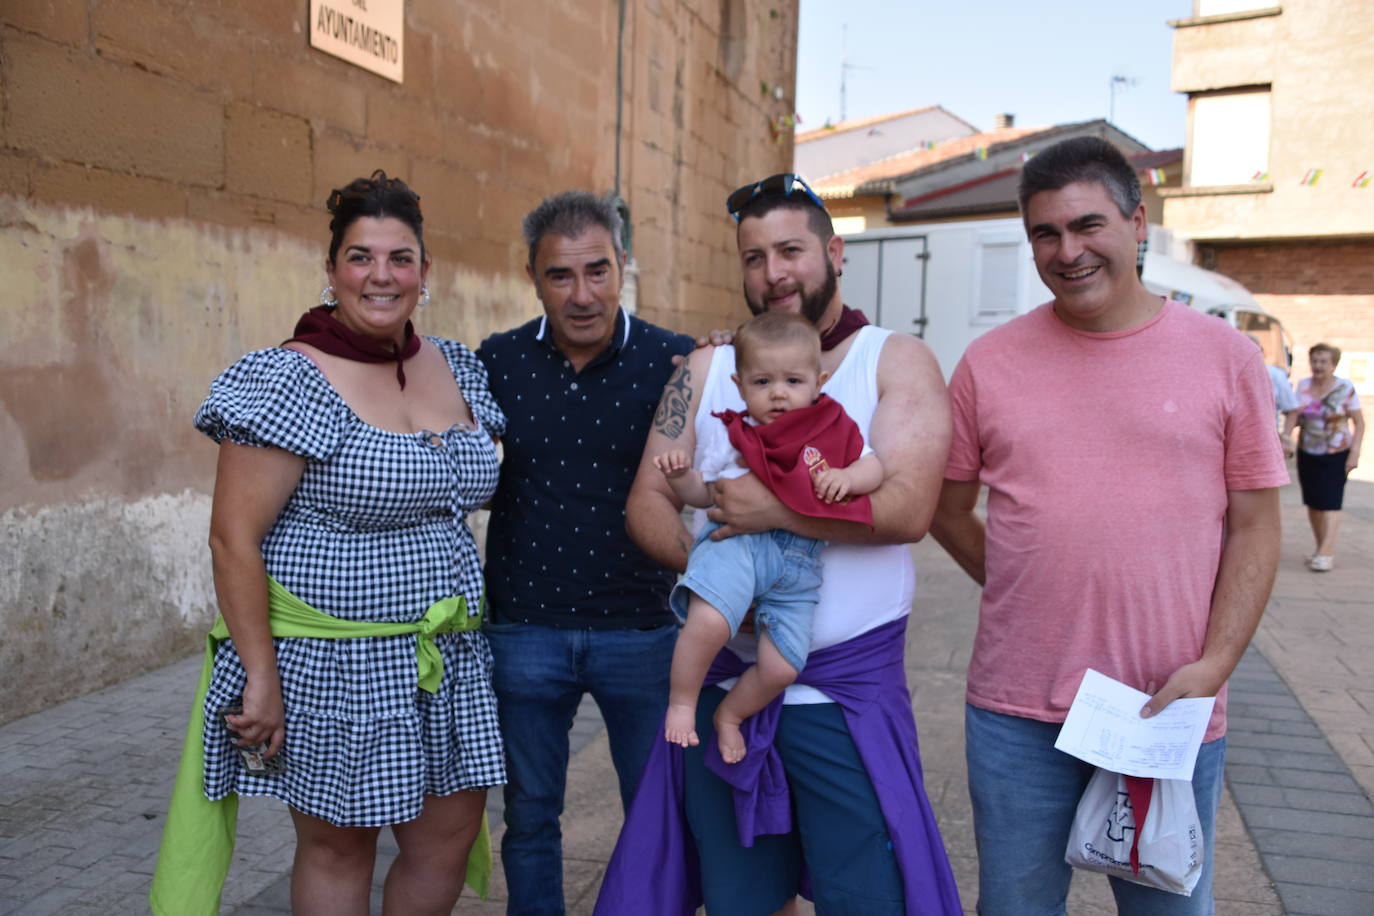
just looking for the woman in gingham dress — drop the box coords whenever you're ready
[193,172,504,914]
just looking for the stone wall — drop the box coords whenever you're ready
[0,1,799,722]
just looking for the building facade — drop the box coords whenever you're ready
[1163,0,1374,386]
[0,1,798,722]
[805,116,1173,233]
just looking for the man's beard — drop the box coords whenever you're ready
[745,258,838,326]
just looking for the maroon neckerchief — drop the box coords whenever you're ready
[713,394,874,526]
[284,305,420,389]
[819,305,869,351]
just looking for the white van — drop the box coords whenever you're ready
[840,219,1291,377]
[1139,229,1292,370]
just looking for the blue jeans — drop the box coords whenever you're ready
[682,687,905,915]
[965,705,1225,916]
[485,621,677,916]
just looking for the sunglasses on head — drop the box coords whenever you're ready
[726,173,826,221]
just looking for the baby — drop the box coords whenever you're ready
[656,311,883,763]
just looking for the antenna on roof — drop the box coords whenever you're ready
[839,24,876,123]
[1109,74,1138,124]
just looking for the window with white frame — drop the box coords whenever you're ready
[1189,88,1271,187]
[973,231,1022,322]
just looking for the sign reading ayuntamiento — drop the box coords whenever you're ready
[309,0,403,84]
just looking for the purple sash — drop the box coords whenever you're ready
[594,617,962,916]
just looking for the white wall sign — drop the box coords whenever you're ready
[310,0,404,84]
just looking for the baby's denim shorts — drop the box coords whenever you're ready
[669,521,824,673]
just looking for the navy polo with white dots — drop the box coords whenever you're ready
[477,308,693,629]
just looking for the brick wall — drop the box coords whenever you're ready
[0,1,799,721]
[1203,240,1374,296]
[1202,240,1374,373]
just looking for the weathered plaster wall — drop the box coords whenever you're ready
[0,199,534,720]
[0,1,798,722]
[1165,1,1373,374]
[1167,3,1374,240]
[1171,8,1278,91]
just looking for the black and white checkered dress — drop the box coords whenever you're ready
[193,337,507,827]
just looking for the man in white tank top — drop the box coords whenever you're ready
[610,176,961,915]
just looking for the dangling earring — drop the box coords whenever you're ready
[320,285,338,307]
[418,285,431,308]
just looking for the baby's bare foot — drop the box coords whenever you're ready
[715,721,746,763]
[713,709,747,764]
[664,703,700,748]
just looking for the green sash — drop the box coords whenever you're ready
[149,578,491,916]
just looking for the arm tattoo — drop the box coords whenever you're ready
[652,363,692,440]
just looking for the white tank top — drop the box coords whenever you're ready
[695,325,915,703]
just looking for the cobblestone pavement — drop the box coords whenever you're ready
[1,477,1369,914]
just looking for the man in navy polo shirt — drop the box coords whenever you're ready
[477,190,693,916]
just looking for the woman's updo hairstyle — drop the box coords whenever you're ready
[326,170,425,265]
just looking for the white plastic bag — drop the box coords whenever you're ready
[1064,767,1203,896]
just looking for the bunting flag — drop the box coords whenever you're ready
[1020,151,1034,163]
[975,146,989,160]
[1251,170,1270,182]
[1142,168,1166,185]
[1354,171,1371,188]
[1299,168,1323,186]
[767,113,799,146]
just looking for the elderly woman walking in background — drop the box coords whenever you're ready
[1286,342,1364,571]
[152,171,506,915]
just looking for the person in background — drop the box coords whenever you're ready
[476,190,693,916]
[153,171,504,916]
[1247,332,1299,457]
[931,137,1287,915]
[1285,342,1364,571]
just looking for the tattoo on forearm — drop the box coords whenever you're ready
[653,364,692,440]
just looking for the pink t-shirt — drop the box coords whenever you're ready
[946,300,1289,740]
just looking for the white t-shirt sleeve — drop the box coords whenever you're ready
[697,418,749,482]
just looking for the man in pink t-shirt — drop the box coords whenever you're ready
[932,137,1288,916]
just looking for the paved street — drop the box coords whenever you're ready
[1,475,1370,914]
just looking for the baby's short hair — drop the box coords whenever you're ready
[734,311,822,372]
